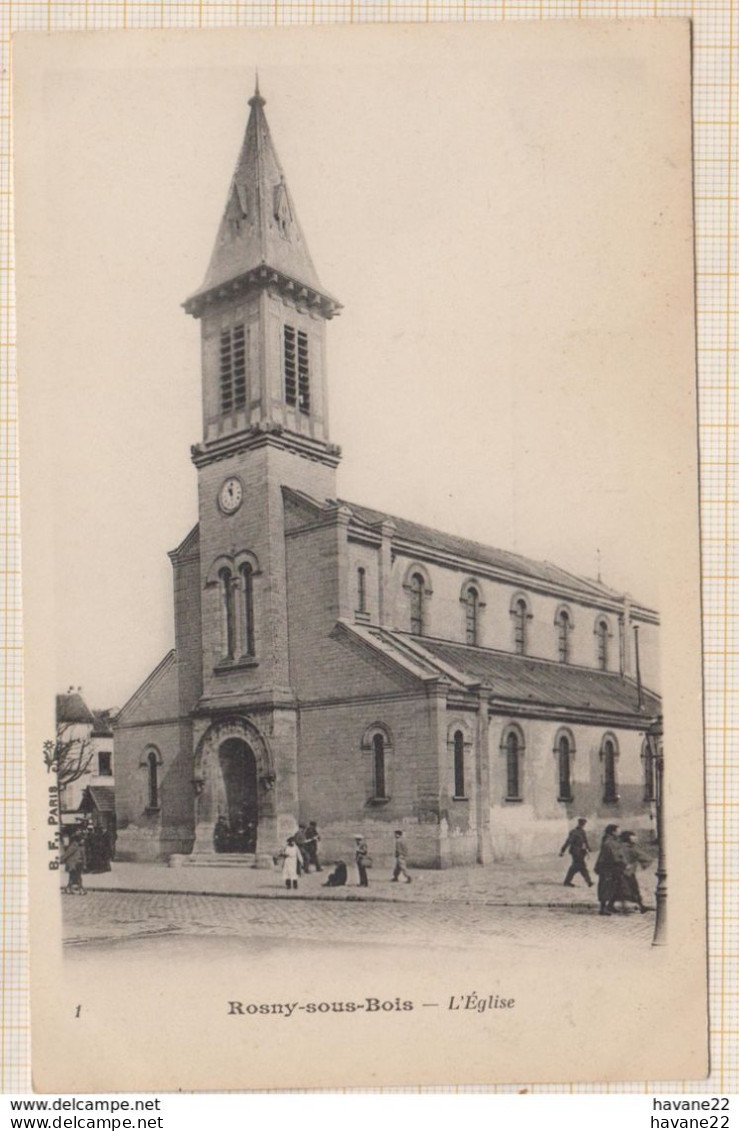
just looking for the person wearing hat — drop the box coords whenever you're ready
[559,818,593,888]
[593,824,624,915]
[354,834,370,888]
[392,830,412,883]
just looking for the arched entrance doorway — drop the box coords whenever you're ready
[192,716,277,858]
[215,738,258,853]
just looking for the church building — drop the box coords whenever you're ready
[113,84,661,868]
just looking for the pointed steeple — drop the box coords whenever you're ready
[185,81,339,318]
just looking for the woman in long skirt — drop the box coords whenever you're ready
[617,831,651,913]
[594,824,624,915]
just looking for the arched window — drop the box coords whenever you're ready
[595,617,610,671]
[409,572,425,636]
[357,567,367,615]
[502,726,524,801]
[642,738,655,802]
[219,567,236,660]
[240,563,255,657]
[601,735,619,803]
[372,732,387,800]
[464,586,480,646]
[362,724,393,803]
[556,607,572,664]
[147,750,159,810]
[453,730,465,797]
[556,731,574,801]
[511,596,529,655]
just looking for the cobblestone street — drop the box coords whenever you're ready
[63,888,654,955]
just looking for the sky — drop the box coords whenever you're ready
[15,24,698,708]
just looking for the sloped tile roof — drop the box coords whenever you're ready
[80,785,116,813]
[413,636,660,716]
[56,692,94,726]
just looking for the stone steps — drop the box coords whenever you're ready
[169,852,275,870]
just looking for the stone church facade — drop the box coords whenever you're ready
[113,84,661,868]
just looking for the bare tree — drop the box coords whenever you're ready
[44,723,95,790]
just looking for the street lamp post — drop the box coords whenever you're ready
[646,716,666,946]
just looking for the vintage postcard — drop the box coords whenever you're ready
[15,22,707,1090]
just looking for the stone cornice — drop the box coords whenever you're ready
[486,700,660,731]
[183,266,342,321]
[191,422,342,470]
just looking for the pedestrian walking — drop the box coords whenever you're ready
[303,821,322,873]
[593,824,624,915]
[61,830,87,895]
[617,831,651,913]
[559,817,593,888]
[281,836,302,891]
[354,835,370,887]
[391,829,412,883]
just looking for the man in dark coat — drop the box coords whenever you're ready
[303,822,322,873]
[594,824,624,915]
[559,818,593,887]
[322,861,348,887]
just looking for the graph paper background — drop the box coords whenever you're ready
[0,0,736,1097]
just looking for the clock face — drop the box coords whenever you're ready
[218,477,243,514]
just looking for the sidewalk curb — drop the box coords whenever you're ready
[81,884,600,912]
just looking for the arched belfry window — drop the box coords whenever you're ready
[555,606,573,664]
[595,617,610,671]
[510,594,531,656]
[284,324,310,414]
[219,324,247,415]
[501,725,525,801]
[240,562,255,657]
[554,728,575,802]
[601,734,619,803]
[461,581,484,646]
[362,724,393,803]
[219,567,236,660]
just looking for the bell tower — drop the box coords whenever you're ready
[185,79,342,466]
[183,84,342,857]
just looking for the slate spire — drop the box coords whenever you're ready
[187,78,334,312]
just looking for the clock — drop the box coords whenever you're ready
[218,477,243,515]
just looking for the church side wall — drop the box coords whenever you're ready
[285,522,415,701]
[172,545,203,717]
[114,720,195,860]
[384,550,660,685]
[297,696,444,869]
[487,717,653,860]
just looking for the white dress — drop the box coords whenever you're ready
[282,843,301,882]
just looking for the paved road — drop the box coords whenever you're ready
[63,889,654,955]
